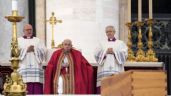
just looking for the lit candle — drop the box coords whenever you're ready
[149,0,153,19]
[128,0,131,22]
[12,0,18,10]
[138,0,142,21]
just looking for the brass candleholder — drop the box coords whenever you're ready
[135,21,146,62]
[47,12,62,48]
[145,19,158,62]
[126,22,135,61]
[3,10,26,96]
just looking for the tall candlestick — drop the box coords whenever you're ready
[149,0,153,19]
[138,0,142,21]
[128,0,131,22]
[4,3,26,95]
[12,0,18,10]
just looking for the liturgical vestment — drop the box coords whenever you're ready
[17,36,46,94]
[94,39,128,87]
[44,48,94,94]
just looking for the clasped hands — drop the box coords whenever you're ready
[106,48,114,54]
[27,45,34,52]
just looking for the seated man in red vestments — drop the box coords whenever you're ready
[44,39,94,94]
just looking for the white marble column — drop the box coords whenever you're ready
[0,0,28,62]
[35,0,46,44]
[119,0,129,43]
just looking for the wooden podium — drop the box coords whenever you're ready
[101,70,167,96]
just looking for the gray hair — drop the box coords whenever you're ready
[62,39,72,45]
[105,25,115,32]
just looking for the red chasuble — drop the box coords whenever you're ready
[44,48,94,94]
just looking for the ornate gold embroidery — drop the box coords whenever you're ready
[53,51,75,94]
[53,52,64,94]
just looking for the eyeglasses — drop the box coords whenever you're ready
[25,29,32,31]
[63,43,72,46]
[106,31,115,33]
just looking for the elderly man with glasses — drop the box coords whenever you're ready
[17,24,46,94]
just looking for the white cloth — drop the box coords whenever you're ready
[62,56,69,67]
[94,40,128,87]
[17,37,46,83]
[58,76,63,94]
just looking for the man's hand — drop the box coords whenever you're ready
[27,45,34,52]
[106,48,114,54]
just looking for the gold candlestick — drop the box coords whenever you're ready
[126,22,135,61]
[135,21,146,62]
[47,12,62,48]
[146,19,158,62]
[3,10,26,96]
